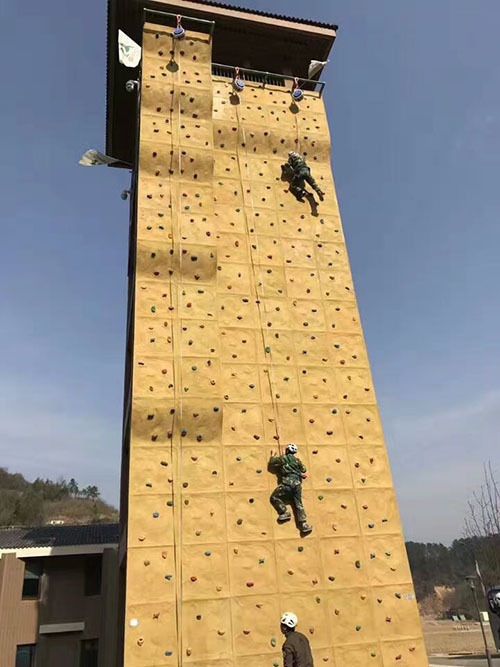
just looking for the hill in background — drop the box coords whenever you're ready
[0,468,118,526]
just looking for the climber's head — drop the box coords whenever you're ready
[286,443,298,455]
[288,151,300,159]
[280,611,298,635]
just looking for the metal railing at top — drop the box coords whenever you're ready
[212,63,326,95]
[143,8,215,34]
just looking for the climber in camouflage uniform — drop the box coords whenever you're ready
[269,443,312,534]
[283,151,325,201]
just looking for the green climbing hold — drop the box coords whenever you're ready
[151,306,156,313]
[270,637,277,647]
[192,365,197,371]
[298,546,304,552]
[318,495,324,501]
[204,551,211,557]
[258,558,265,564]
[167,500,174,507]
[265,346,271,353]
[356,625,361,631]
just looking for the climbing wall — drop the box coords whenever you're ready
[123,21,428,667]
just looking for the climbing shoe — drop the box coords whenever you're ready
[300,522,313,535]
[277,512,292,524]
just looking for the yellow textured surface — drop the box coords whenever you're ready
[123,23,428,666]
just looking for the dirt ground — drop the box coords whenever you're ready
[422,618,497,656]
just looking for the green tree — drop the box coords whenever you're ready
[68,478,79,497]
[13,490,45,526]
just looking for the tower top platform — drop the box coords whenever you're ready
[106,0,337,164]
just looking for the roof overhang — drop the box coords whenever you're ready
[0,543,118,558]
[106,0,337,164]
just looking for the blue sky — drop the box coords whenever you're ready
[1,0,499,543]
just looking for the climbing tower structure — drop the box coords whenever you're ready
[106,1,428,665]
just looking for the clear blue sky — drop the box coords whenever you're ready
[1,0,499,543]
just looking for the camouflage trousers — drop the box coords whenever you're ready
[270,479,307,524]
[290,167,321,198]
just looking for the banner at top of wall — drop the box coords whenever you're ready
[118,30,141,68]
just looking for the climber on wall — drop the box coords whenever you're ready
[282,151,325,202]
[269,443,312,535]
[280,612,314,667]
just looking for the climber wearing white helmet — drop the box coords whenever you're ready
[268,444,312,535]
[280,611,314,666]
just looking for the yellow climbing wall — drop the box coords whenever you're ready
[124,22,428,667]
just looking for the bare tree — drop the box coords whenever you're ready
[464,462,500,589]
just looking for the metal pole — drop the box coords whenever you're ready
[467,577,494,667]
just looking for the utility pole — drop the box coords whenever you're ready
[465,575,494,667]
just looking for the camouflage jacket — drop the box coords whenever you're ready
[269,453,306,485]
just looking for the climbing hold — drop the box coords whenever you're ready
[204,550,211,557]
[246,581,254,587]
[129,618,139,627]
[190,576,197,582]
[153,512,159,518]
[270,637,277,647]
[355,560,361,569]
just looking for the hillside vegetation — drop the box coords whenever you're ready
[0,468,118,526]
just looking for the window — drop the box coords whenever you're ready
[16,644,36,667]
[22,559,43,599]
[80,639,98,667]
[84,555,102,596]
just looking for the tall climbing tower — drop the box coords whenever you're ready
[106,1,428,665]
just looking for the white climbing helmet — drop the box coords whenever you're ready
[286,443,298,454]
[288,151,300,158]
[281,612,298,628]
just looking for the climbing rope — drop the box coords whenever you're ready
[235,98,284,454]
